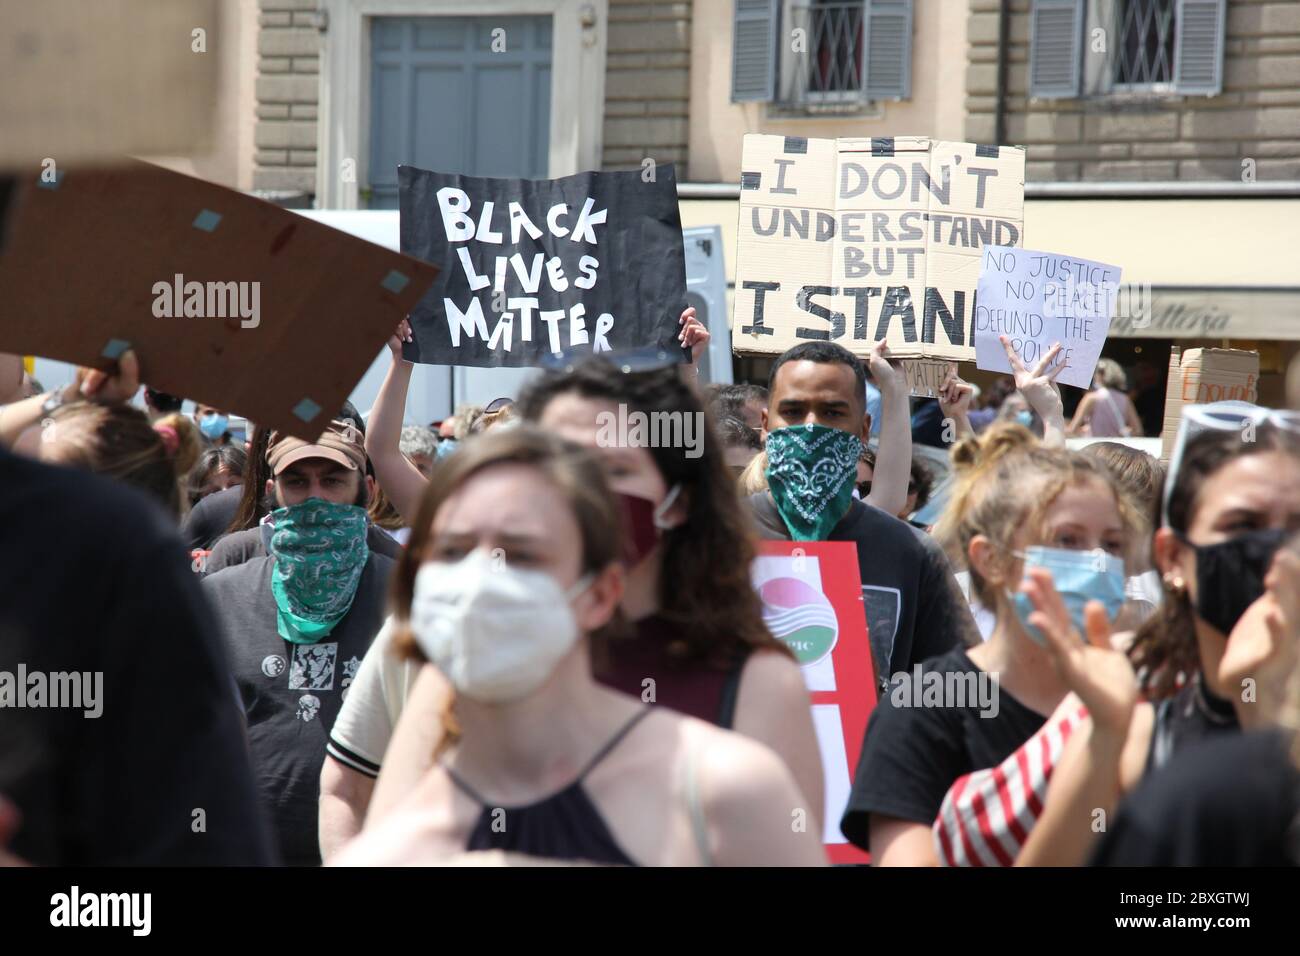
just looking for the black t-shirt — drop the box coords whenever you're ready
[1146,674,1239,772]
[203,552,394,866]
[183,483,243,551]
[840,646,1047,851]
[1092,730,1300,866]
[749,492,977,690]
[0,449,274,865]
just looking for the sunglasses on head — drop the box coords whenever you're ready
[540,343,685,376]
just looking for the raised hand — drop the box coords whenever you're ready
[77,348,140,405]
[865,338,906,396]
[938,365,974,418]
[1220,547,1300,727]
[1021,566,1138,735]
[388,317,414,361]
[678,306,710,363]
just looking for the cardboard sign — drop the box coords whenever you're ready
[1161,346,1260,460]
[902,359,951,398]
[973,246,1121,389]
[753,541,877,864]
[0,0,219,167]
[0,162,439,440]
[399,164,687,368]
[732,135,1025,362]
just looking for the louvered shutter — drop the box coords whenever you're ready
[731,0,780,103]
[1029,0,1084,99]
[1173,0,1226,95]
[864,0,913,101]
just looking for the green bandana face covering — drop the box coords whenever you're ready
[765,423,862,541]
[268,498,370,644]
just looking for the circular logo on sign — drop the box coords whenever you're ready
[759,577,839,666]
[261,654,287,678]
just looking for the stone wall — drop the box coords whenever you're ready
[964,0,1300,181]
[602,1,692,175]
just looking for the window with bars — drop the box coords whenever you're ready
[1029,0,1226,100]
[730,0,913,110]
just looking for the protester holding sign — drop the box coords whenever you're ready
[331,427,825,866]
[842,424,1141,863]
[1015,420,1300,865]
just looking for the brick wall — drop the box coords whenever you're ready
[602,1,691,174]
[254,0,320,196]
[965,0,1300,181]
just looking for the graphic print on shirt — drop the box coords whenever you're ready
[296,693,321,722]
[261,654,287,678]
[288,643,338,691]
[340,655,362,701]
[862,586,901,680]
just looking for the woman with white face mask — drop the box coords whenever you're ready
[356,354,825,842]
[332,426,824,866]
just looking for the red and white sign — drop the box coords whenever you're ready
[753,541,877,864]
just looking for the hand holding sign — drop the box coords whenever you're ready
[678,306,710,362]
[937,366,974,418]
[974,246,1122,389]
[77,348,141,405]
[866,339,907,398]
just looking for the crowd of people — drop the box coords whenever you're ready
[0,317,1298,868]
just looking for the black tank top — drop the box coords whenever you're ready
[442,709,652,866]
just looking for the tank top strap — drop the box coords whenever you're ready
[577,707,653,781]
[442,762,491,807]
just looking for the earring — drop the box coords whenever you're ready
[1163,573,1187,596]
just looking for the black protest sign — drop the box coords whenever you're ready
[399,164,688,367]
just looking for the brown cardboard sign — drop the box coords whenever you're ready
[1160,346,1260,460]
[0,0,220,167]
[901,359,952,398]
[733,135,1025,362]
[0,162,439,440]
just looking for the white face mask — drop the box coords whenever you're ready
[410,549,592,704]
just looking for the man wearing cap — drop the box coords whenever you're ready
[202,419,396,866]
[201,412,403,574]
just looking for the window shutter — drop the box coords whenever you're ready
[731,0,779,103]
[863,0,913,101]
[1029,0,1084,99]
[1173,0,1226,95]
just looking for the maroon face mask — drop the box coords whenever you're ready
[616,486,681,567]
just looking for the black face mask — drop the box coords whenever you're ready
[1186,527,1287,635]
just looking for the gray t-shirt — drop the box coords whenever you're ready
[748,492,977,693]
[202,552,395,866]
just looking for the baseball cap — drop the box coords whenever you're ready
[266,419,366,476]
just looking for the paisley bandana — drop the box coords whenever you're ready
[765,424,862,541]
[268,498,370,644]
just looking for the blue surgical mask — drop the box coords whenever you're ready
[200,413,229,440]
[1008,545,1126,644]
